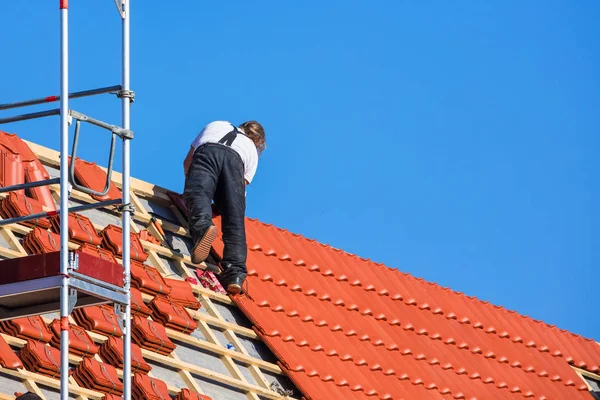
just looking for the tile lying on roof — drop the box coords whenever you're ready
[73,305,123,337]
[132,372,170,400]
[0,130,55,210]
[132,315,176,356]
[77,242,119,263]
[0,334,22,370]
[225,217,600,400]
[20,340,61,378]
[99,336,152,375]
[131,287,153,318]
[48,318,99,357]
[72,357,124,396]
[0,316,52,343]
[0,192,51,229]
[164,278,201,310]
[175,388,213,400]
[49,212,103,245]
[22,227,60,254]
[101,224,148,263]
[69,157,121,202]
[131,261,172,296]
[149,295,198,334]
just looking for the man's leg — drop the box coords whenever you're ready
[183,146,220,264]
[214,151,247,294]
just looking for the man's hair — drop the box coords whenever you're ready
[239,120,266,155]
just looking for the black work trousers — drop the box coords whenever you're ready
[183,143,247,277]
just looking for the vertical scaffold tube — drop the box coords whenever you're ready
[121,1,133,399]
[58,1,70,400]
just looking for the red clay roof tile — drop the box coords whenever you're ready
[175,388,212,400]
[131,315,176,355]
[101,224,148,263]
[138,229,161,245]
[69,157,121,202]
[99,336,152,375]
[0,192,51,229]
[19,340,61,378]
[149,295,198,334]
[224,217,600,400]
[49,212,102,246]
[22,227,60,254]
[48,319,99,357]
[163,278,201,310]
[73,305,123,337]
[77,242,119,264]
[0,316,53,343]
[130,287,152,318]
[72,357,124,395]
[132,374,170,400]
[130,262,171,296]
[0,334,23,370]
[0,131,55,210]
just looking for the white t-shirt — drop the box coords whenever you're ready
[190,120,259,184]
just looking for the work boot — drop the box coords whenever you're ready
[191,224,218,264]
[218,262,247,295]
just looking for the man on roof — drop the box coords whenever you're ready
[183,120,266,294]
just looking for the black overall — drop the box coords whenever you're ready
[183,125,247,280]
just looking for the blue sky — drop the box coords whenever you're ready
[2,1,598,339]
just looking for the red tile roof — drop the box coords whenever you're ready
[0,131,596,399]
[208,216,600,400]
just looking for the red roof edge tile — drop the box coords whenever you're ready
[67,156,121,202]
[0,130,55,210]
[0,334,23,370]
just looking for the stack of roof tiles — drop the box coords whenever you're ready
[48,319,99,357]
[132,315,176,355]
[149,295,198,334]
[0,192,50,229]
[0,129,596,400]
[22,227,60,254]
[132,373,170,400]
[99,336,152,375]
[19,340,61,378]
[49,212,103,245]
[72,357,124,396]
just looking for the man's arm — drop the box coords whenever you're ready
[183,146,194,176]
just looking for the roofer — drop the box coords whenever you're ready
[183,120,266,294]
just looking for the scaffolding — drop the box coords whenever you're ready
[0,1,133,399]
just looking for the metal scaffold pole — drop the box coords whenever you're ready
[121,1,133,399]
[58,1,70,399]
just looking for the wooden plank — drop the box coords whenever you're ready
[0,367,104,399]
[140,349,282,400]
[167,327,280,374]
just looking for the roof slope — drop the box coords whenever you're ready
[207,216,600,399]
[0,131,598,400]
